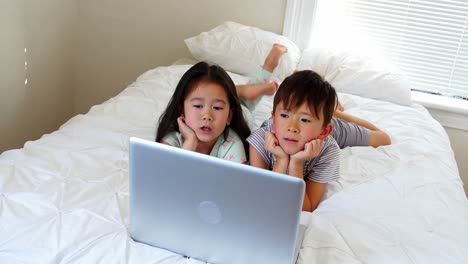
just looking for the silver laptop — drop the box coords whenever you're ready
[129,137,306,264]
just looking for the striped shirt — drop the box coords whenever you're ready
[247,118,340,183]
[331,117,370,148]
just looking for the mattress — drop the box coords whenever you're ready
[1,64,467,263]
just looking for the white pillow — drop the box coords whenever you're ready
[297,48,412,106]
[185,21,301,81]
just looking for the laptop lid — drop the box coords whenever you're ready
[129,137,305,264]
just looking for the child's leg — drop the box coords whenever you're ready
[237,43,287,111]
[238,70,275,112]
[236,82,278,102]
[262,43,288,73]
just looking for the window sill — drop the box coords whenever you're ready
[411,91,468,131]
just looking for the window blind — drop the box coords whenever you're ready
[312,0,468,99]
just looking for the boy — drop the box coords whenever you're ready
[238,44,391,150]
[247,70,340,212]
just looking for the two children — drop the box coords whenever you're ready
[156,44,391,212]
[156,44,288,163]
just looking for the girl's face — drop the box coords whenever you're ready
[183,81,233,148]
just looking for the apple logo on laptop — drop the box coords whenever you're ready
[198,201,222,224]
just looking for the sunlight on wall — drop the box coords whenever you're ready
[312,0,388,61]
[310,0,399,72]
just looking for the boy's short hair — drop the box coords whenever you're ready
[273,70,337,128]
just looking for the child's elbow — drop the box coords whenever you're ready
[380,132,392,146]
[302,201,319,212]
[305,206,317,213]
[370,131,391,147]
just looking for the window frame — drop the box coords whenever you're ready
[282,0,468,130]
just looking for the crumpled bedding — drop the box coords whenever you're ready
[1,64,467,263]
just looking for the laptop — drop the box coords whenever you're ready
[129,137,306,264]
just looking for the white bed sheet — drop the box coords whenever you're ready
[0,64,467,263]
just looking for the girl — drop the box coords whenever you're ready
[156,44,288,163]
[156,61,252,164]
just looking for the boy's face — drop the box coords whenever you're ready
[272,101,331,155]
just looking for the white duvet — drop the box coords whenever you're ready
[1,64,467,264]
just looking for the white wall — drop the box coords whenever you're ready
[0,1,26,151]
[445,128,468,195]
[74,0,287,114]
[0,0,286,152]
[0,0,76,151]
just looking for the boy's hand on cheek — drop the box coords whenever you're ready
[291,139,324,163]
[265,132,289,161]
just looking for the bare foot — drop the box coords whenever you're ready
[237,81,279,101]
[263,43,288,73]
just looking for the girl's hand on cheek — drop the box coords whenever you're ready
[291,139,324,163]
[265,132,289,161]
[177,116,198,146]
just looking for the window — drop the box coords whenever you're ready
[285,0,468,100]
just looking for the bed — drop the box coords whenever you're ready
[1,22,467,263]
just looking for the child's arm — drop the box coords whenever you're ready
[289,139,326,212]
[249,134,289,173]
[249,146,269,169]
[305,181,328,212]
[264,132,289,174]
[248,126,278,170]
[333,111,391,147]
[176,116,199,151]
[290,161,326,211]
[336,100,344,112]
[334,110,378,130]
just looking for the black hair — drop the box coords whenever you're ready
[156,61,251,156]
[273,70,337,128]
